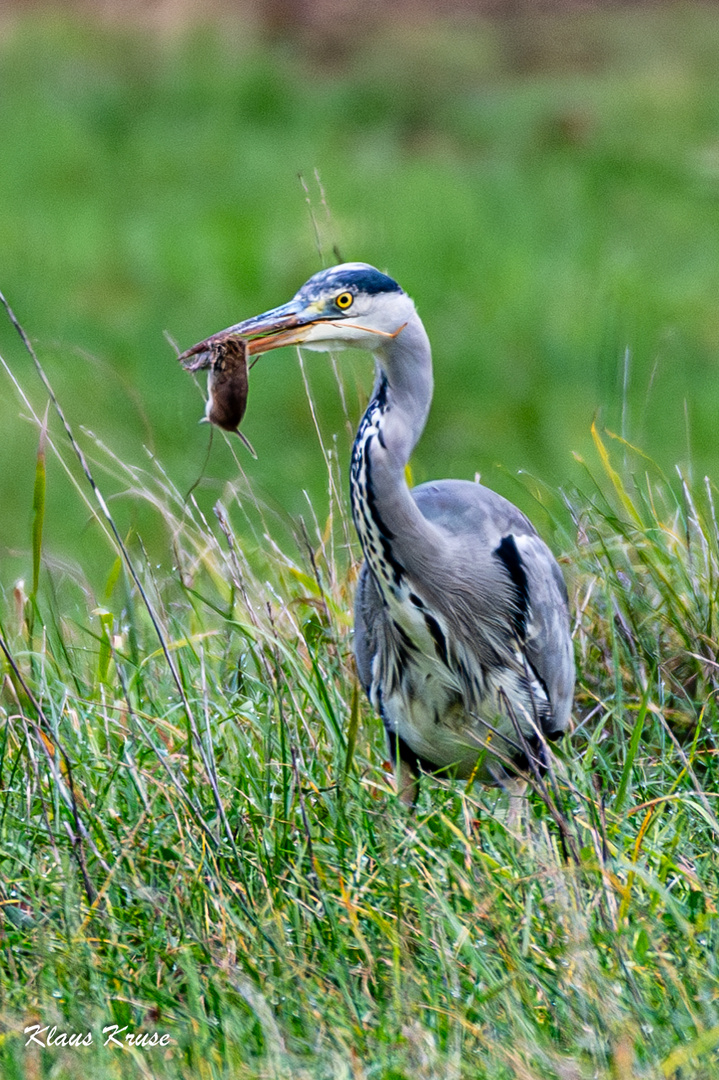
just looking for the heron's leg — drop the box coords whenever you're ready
[386,731,421,808]
[487,760,531,838]
[505,777,529,832]
[395,758,420,807]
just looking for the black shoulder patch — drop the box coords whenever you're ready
[494,534,529,640]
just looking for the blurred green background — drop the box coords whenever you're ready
[2,2,719,588]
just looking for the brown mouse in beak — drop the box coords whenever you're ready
[179,335,255,456]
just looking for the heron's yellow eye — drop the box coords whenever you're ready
[335,292,353,310]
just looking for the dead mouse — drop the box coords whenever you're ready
[179,334,255,456]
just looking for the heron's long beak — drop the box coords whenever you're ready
[177,300,325,369]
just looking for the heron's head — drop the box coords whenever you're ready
[179,264,417,366]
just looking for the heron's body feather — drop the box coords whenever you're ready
[354,478,573,782]
[348,307,573,793]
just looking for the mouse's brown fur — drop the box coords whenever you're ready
[205,337,248,433]
[179,334,255,455]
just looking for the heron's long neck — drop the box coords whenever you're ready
[350,312,437,594]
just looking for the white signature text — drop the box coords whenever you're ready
[24,1024,172,1049]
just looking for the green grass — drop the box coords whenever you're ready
[1,307,719,1076]
[3,6,719,1077]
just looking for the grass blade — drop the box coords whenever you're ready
[30,404,49,601]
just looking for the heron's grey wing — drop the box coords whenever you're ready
[410,479,538,540]
[353,562,382,696]
[509,532,575,735]
[410,479,574,735]
[354,560,416,699]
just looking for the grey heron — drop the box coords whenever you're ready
[179,263,575,805]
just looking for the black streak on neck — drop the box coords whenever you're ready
[351,376,406,590]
